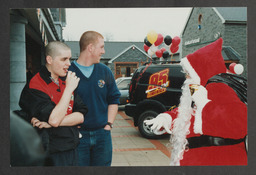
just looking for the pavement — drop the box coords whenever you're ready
[111,108,171,166]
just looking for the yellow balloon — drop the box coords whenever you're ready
[147,30,158,44]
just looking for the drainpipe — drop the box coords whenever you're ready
[42,8,59,41]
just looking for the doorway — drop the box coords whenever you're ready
[115,62,138,79]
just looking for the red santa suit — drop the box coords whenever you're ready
[152,38,247,166]
[166,83,247,165]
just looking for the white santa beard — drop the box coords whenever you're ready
[169,78,194,166]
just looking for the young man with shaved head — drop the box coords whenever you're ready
[19,41,88,166]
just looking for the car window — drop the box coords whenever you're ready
[117,79,131,90]
[115,78,122,84]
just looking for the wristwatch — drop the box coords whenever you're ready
[106,122,113,128]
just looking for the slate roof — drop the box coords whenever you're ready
[65,41,80,59]
[103,41,145,59]
[65,41,146,60]
[214,7,247,23]
[65,40,181,62]
[222,46,241,61]
[182,7,247,36]
[108,44,150,63]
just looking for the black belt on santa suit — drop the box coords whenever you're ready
[187,135,245,149]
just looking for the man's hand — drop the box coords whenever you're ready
[65,71,80,92]
[144,113,172,135]
[104,124,112,131]
[31,117,52,129]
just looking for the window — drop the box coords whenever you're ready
[115,62,138,79]
[198,14,203,30]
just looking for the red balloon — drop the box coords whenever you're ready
[154,34,164,46]
[160,47,166,52]
[155,49,163,58]
[144,44,150,52]
[170,45,179,53]
[172,36,181,46]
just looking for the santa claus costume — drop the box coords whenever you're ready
[146,38,247,166]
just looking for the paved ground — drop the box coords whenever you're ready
[111,109,172,166]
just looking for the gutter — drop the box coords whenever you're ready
[42,8,59,41]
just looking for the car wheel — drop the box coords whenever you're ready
[138,110,162,139]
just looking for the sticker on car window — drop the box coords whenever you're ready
[146,68,170,98]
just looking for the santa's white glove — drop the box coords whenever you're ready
[144,113,172,135]
[192,85,210,109]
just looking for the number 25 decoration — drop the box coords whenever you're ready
[146,68,170,98]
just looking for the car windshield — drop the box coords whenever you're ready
[117,79,131,90]
[115,78,122,85]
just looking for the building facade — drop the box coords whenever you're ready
[181,7,247,76]
[10,8,66,111]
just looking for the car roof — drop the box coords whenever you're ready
[116,77,132,80]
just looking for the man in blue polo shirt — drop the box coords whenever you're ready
[69,31,121,166]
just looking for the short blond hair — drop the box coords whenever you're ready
[79,31,104,52]
[45,41,70,58]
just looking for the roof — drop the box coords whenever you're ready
[103,41,145,59]
[108,44,150,63]
[213,7,247,23]
[65,41,146,59]
[65,40,180,62]
[182,7,247,35]
[222,46,241,61]
[65,41,80,58]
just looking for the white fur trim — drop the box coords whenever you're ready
[180,57,200,85]
[193,108,203,134]
[193,99,211,134]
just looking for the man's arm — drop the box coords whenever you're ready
[104,104,118,130]
[58,112,84,126]
[31,112,84,129]
[48,71,80,127]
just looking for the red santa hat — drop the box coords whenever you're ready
[180,38,227,86]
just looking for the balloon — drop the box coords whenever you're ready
[149,44,158,53]
[172,36,181,46]
[229,63,244,75]
[143,44,150,52]
[162,51,169,59]
[234,64,244,75]
[229,63,236,73]
[144,37,152,47]
[160,47,166,52]
[154,34,164,46]
[147,49,154,57]
[164,35,172,46]
[170,45,179,54]
[155,50,163,58]
[147,30,158,44]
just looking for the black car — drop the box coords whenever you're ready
[125,63,185,139]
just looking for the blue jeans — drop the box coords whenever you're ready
[78,128,112,166]
[50,148,78,166]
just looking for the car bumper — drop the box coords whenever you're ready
[124,103,137,117]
